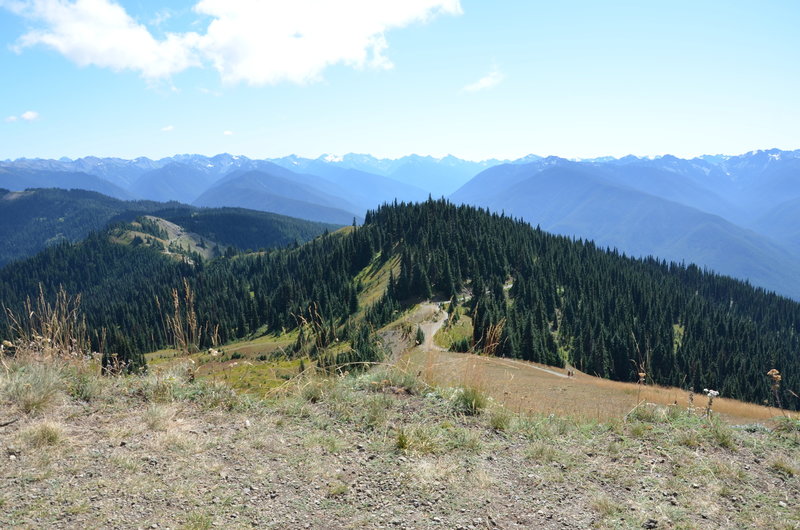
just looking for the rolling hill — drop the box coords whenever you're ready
[0,188,337,267]
[1,200,798,409]
[0,188,173,266]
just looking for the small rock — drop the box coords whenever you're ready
[691,483,700,489]
[642,519,658,529]
[778,501,787,508]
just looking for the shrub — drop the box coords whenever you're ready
[358,366,424,395]
[415,326,425,345]
[449,337,471,353]
[708,420,737,450]
[773,416,800,434]
[488,408,512,431]
[395,425,442,454]
[451,386,488,416]
[67,369,103,402]
[143,404,174,431]
[524,441,558,463]
[361,393,393,430]
[22,421,64,447]
[770,458,796,477]
[2,362,63,414]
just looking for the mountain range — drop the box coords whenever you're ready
[450,149,800,299]
[2,148,800,298]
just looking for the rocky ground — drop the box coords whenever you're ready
[1,360,799,529]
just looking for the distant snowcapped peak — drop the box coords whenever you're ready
[323,154,343,163]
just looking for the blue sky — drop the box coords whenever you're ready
[1,0,798,161]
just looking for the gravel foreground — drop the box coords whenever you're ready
[1,363,798,529]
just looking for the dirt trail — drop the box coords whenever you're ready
[405,301,779,423]
[417,303,447,352]
[414,302,567,379]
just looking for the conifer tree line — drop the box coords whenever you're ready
[0,199,798,408]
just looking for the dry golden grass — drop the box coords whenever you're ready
[407,348,796,425]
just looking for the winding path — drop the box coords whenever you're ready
[414,302,569,379]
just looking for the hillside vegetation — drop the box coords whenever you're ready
[1,200,799,411]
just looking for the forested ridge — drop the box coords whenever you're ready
[0,188,337,266]
[1,199,798,408]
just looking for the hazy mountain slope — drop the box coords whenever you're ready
[383,155,494,197]
[599,159,745,223]
[739,158,800,217]
[752,196,800,251]
[274,153,503,197]
[449,159,556,204]
[452,163,800,299]
[194,170,359,225]
[0,167,132,199]
[269,157,428,210]
[1,156,159,188]
[130,162,213,203]
[210,162,361,209]
[697,149,800,217]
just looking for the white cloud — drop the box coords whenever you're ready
[463,68,504,93]
[8,0,201,79]
[4,0,463,85]
[161,124,174,132]
[198,87,222,97]
[223,130,233,136]
[5,110,39,122]
[193,0,462,85]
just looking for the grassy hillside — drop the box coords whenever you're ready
[2,257,797,527]
[1,352,797,529]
